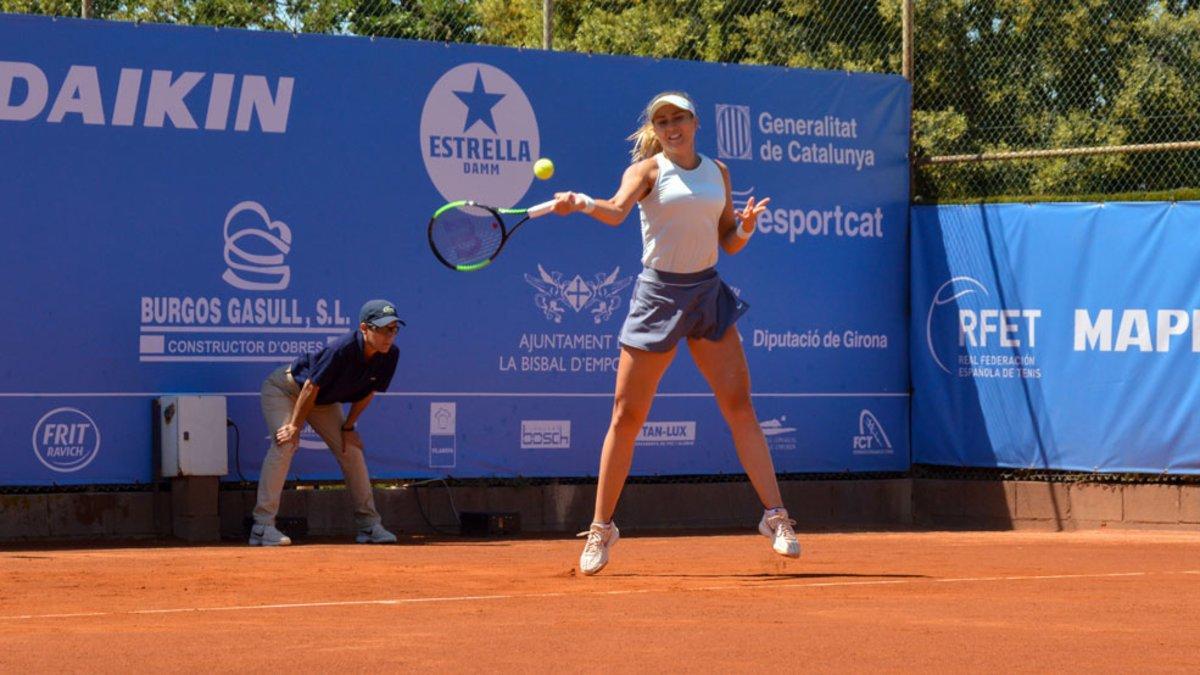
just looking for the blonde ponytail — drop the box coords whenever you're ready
[627,123,662,163]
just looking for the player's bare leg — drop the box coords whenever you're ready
[688,328,799,557]
[579,345,675,575]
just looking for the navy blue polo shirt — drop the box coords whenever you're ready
[289,329,399,405]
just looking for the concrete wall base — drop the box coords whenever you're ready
[1,479,1196,543]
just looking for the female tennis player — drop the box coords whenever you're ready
[549,91,800,575]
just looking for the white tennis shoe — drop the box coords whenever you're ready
[758,509,801,558]
[577,521,619,575]
[248,523,292,547]
[356,523,398,544]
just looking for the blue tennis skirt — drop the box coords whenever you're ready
[618,267,749,352]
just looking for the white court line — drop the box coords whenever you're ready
[139,356,292,363]
[131,594,516,614]
[3,612,109,620]
[0,570,1184,622]
[936,572,1147,583]
[139,326,344,334]
[0,392,261,398]
[0,391,909,399]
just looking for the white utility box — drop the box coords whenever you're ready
[157,395,228,477]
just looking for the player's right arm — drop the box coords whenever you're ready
[276,381,319,447]
[552,158,657,226]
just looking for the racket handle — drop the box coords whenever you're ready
[527,199,559,218]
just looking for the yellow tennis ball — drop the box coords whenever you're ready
[533,157,554,180]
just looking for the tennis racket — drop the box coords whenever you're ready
[427,198,558,272]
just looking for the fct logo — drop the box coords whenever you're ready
[524,265,634,324]
[715,104,752,160]
[420,63,539,206]
[32,407,101,473]
[520,420,571,449]
[852,409,892,455]
[222,201,292,291]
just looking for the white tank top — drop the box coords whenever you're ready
[637,152,725,273]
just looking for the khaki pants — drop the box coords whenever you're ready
[252,365,381,529]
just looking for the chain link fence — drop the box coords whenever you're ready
[0,0,902,71]
[912,1,1200,201]
[4,0,1199,201]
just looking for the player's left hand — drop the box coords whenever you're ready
[738,196,771,234]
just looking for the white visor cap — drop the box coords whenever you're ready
[647,94,696,119]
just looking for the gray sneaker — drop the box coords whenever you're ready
[356,523,397,544]
[758,509,800,558]
[249,523,292,547]
[577,521,619,575]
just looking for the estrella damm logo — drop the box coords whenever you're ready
[32,407,101,473]
[420,63,539,207]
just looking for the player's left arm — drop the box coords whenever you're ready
[717,160,770,255]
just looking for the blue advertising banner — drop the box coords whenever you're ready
[1,14,911,485]
[912,202,1200,474]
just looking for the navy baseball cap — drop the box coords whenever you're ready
[359,299,405,328]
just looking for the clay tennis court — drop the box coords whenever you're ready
[2,529,1198,671]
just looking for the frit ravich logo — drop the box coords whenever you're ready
[421,63,539,207]
[715,104,752,160]
[222,201,291,291]
[852,409,892,455]
[524,265,634,324]
[32,407,101,473]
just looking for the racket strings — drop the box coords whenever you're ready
[430,205,504,267]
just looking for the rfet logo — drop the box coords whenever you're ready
[32,407,101,473]
[926,276,1042,375]
[222,201,291,291]
[421,63,539,206]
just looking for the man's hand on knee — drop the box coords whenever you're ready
[275,423,300,450]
